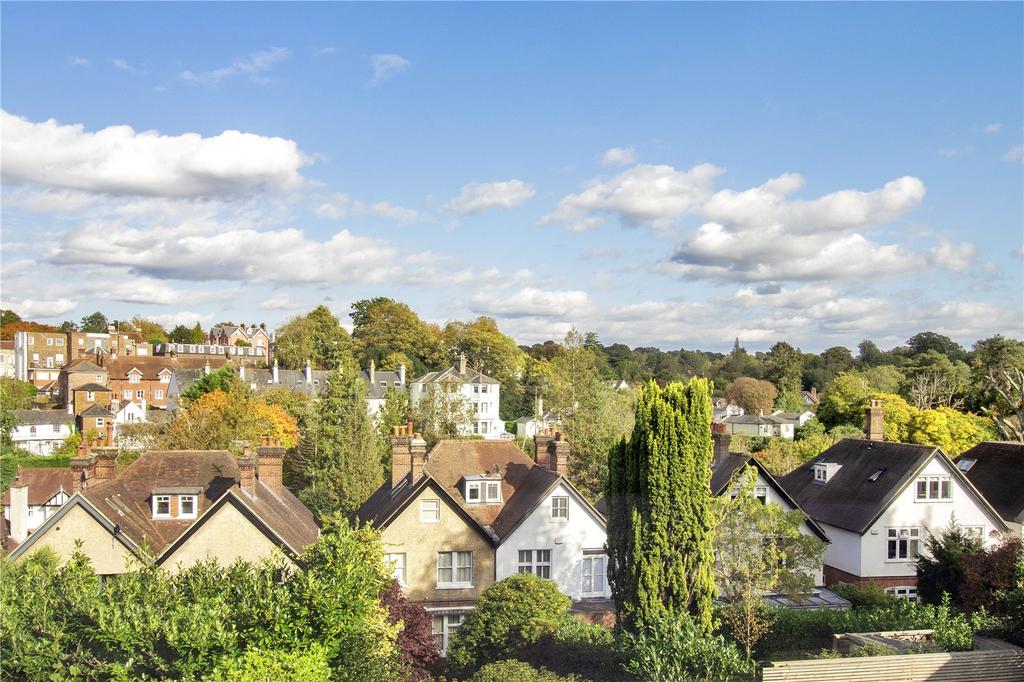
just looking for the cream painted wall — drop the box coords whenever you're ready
[160,501,287,573]
[497,482,609,600]
[16,503,140,574]
[382,485,495,604]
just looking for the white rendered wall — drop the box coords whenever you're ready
[497,482,609,600]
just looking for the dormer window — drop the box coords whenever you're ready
[153,495,171,518]
[464,475,503,504]
[179,495,197,518]
[467,482,482,503]
[152,488,202,519]
[485,482,501,503]
[129,371,141,384]
[813,464,827,483]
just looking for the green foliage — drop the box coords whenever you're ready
[0,308,21,326]
[816,372,870,429]
[775,389,805,413]
[412,379,475,448]
[0,519,401,680]
[607,378,716,633]
[181,366,243,403]
[1,451,73,492]
[619,613,754,682]
[168,322,207,344]
[447,573,570,674]
[847,640,897,657]
[0,377,38,411]
[294,363,382,518]
[869,392,916,442]
[907,406,996,455]
[79,311,109,333]
[764,342,803,396]
[468,659,580,682]
[276,305,353,370]
[725,377,778,415]
[376,387,412,472]
[859,365,905,394]
[830,581,898,609]
[916,521,984,607]
[128,315,169,345]
[351,298,443,376]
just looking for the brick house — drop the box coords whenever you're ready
[14,331,68,389]
[208,323,272,364]
[104,356,229,410]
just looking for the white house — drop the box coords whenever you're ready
[958,441,1024,537]
[2,467,75,538]
[409,355,504,439]
[360,360,407,418]
[782,403,1008,600]
[514,396,561,440]
[721,413,795,440]
[770,410,816,427]
[713,398,744,421]
[9,410,74,455]
[113,399,147,426]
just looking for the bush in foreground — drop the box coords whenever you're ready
[468,659,580,682]
[619,612,754,682]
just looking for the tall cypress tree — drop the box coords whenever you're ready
[607,378,716,632]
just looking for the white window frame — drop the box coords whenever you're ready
[431,613,466,655]
[517,549,552,578]
[551,496,569,521]
[755,486,768,504]
[55,338,63,346]
[46,338,53,346]
[95,418,105,428]
[436,551,473,588]
[886,527,920,561]
[420,499,440,523]
[128,372,141,384]
[385,553,407,586]
[813,465,827,482]
[485,481,501,503]
[136,389,145,400]
[86,391,95,401]
[154,389,164,400]
[179,495,197,518]
[466,482,482,503]
[582,551,607,597]
[123,390,131,400]
[915,475,952,501]
[886,586,919,602]
[153,495,172,518]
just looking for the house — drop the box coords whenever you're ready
[58,358,109,408]
[604,379,631,391]
[514,397,561,439]
[355,426,608,653]
[103,355,231,411]
[114,400,147,426]
[2,468,76,539]
[709,426,830,585]
[713,397,744,421]
[9,410,74,455]
[237,360,330,398]
[153,342,269,365]
[720,413,795,439]
[1,340,15,378]
[409,355,505,439]
[70,382,113,421]
[6,441,319,574]
[68,329,148,360]
[208,323,272,364]
[14,331,68,388]
[957,441,1024,537]
[770,410,816,427]
[361,360,407,417]
[800,388,820,409]
[781,400,1008,598]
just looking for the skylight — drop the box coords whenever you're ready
[957,458,977,472]
[867,467,886,482]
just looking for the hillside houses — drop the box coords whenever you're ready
[410,355,505,439]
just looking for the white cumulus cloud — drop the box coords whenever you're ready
[443,180,535,215]
[314,192,420,224]
[600,146,637,166]
[470,288,589,318]
[1004,145,1024,162]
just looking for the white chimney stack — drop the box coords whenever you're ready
[304,359,312,384]
[9,485,28,545]
[239,363,246,380]
[272,357,279,384]
[369,359,376,386]
[398,363,406,385]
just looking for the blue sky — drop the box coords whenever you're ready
[2,2,1021,352]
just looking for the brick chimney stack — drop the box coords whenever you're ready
[548,432,570,476]
[458,353,467,375]
[238,445,257,496]
[865,399,885,441]
[70,449,92,494]
[391,421,414,489]
[411,431,427,483]
[256,438,285,494]
[92,448,118,482]
[534,428,556,468]
[712,421,731,460]
[104,420,115,447]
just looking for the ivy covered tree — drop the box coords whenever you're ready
[606,378,716,633]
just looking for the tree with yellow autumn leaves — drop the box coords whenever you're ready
[160,386,298,451]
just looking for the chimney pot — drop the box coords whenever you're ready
[256,446,284,494]
[865,399,885,442]
[369,359,375,385]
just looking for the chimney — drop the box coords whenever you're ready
[534,428,556,468]
[70,452,92,494]
[203,360,210,375]
[458,353,467,375]
[272,357,279,384]
[411,431,427,483]
[369,359,376,386]
[810,387,817,399]
[141,399,147,414]
[256,444,284,494]
[304,359,312,384]
[398,363,406,385]
[548,432,570,476]
[536,395,544,418]
[104,420,115,447]
[391,422,414,489]
[865,399,885,441]
[239,363,245,380]
[9,482,29,545]
[712,421,731,460]
[92,448,118,482]
[238,450,257,496]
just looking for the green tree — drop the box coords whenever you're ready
[0,309,21,326]
[0,377,37,411]
[907,331,967,362]
[294,363,381,518]
[869,392,918,442]
[181,366,242,403]
[351,298,443,375]
[376,387,412,473]
[276,305,352,370]
[443,317,526,418]
[712,466,826,656]
[128,315,169,344]
[905,350,970,409]
[857,339,885,365]
[970,335,1024,439]
[860,365,905,394]
[764,341,803,395]
[168,323,206,344]
[412,379,474,447]
[79,311,109,333]
[820,346,855,378]
[908,406,996,455]
[816,372,871,429]
[606,379,716,632]
[724,376,778,415]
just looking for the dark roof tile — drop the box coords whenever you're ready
[960,441,1024,522]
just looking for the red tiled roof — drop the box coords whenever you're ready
[1,468,77,506]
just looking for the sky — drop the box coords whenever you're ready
[1,2,1022,353]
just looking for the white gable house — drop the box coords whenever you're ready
[409,355,504,439]
[9,410,74,455]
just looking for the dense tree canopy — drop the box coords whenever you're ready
[276,305,352,370]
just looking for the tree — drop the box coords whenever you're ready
[168,323,206,344]
[79,311,109,333]
[860,365,905,394]
[276,306,352,370]
[916,521,985,608]
[160,388,299,451]
[820,346,855,378]
[443,317,526,418]
[128,316,169,344]
[969,335,1024,415]
[816,372,871,429]
[905,350,969,409]
[982,366,1024,441]
[380,580,443,681]
[293,363,381,518]
[606,379,716,632]
[907,406,996,455]
[376,387,412,473]
[181,366,243,403]
[0,320,60,340]
[446,573,570,674]
[857,339,885,365]
[0,309,21,326]
[906,331,967,362]
[764,342,803,395]
[412,379,474,448]
[351,298,443,375]
[724,377,777,415]
[712,466,825,656]
[869,393,917,442]
[0,377,37,411]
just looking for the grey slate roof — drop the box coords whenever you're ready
[80,405,114,417]
[74,383,112,392]
[359,370,405,400]
[959,441,1024,523]
[11,410,74,426]
[723,414,785,425]
[781,439,942,534]
[412,362,499,386]
[245,368,331,397]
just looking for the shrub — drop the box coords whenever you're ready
[831,582,898,609]
[848,641,896,657]
[620,613,754,682]
[381,580,443,680]
[208,645,331,681]
[469,659,580,682]
[523,616,624,680]
[916,522,984,607]
[446,573,570,674]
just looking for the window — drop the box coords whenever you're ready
[964,525,985,539]
[480,385,489,394]
[129,373,141,384]
[28,337,34,345]
[78,338,84,346]
[29,426,37,436]
[420,499,440,522]
[479,421,489,434]
[179,495,197,517]
[466,482,481,503]
[755,486,767,504]
[53,424,60,433]
[46,338,53,346]
[153,495,171,518]
[55,354,63,363]
[552,496,569,520]
[154,389,164,400]
[432,613,465,655]
[915,476,951,501]
[437,551,472,587]
[472,384,479,394]
[86,391,95,401]
[136,390,145,399]
[55,338,63,346]
[517,549,552,578]
[123,390,131,400]
[886,586,918,602]
[582,551,606,597]
[957,458,977,472]
[813,464,827,482]
[887,527,920,560]
[95,418,105,428]
[485,482,501,503]
[385,553,407,585]
[159,374,171,383]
